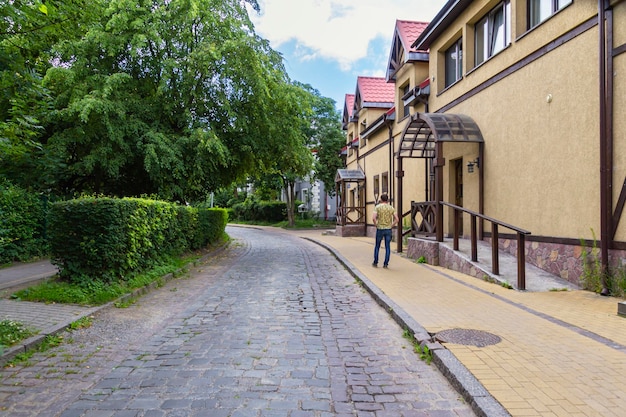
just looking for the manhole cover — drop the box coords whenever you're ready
[435,328,501,347]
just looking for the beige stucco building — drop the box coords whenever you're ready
[337,1,626,289]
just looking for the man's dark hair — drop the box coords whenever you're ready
[380,194,389,202]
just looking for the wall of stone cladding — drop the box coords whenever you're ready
[438,244,487,280]
[491,238,626,286]
[487,237,584,286]
[336,224,366,237]
[406,236,626,288]
[406,238,439,266]
[407,238,489,280]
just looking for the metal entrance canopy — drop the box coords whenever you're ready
[335,168,366,182]
[399,113,484,159]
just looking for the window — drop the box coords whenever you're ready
[348,133,354,156]
[381,172,389,195]
[529,0,572,28]
[475,1,511,66]
[401,84,410,118]
[374,175,380,198]
[445,38,463,88]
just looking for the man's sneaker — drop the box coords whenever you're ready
[383,264,388,268]
[372,263,378,267]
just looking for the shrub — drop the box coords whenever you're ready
[48,196,227,285]
[0,180,49,263]
[231,197,286,222]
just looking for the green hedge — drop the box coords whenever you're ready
[49,197,227,284]
[231,199,286,222]
[0,180,48,264]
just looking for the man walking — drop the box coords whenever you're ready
[372,194,399,268]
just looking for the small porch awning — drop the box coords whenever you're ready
[399,113,484,159]
[335,168,366,183]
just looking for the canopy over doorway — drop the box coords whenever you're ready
[396,113,485,249]
[335,168,366,237]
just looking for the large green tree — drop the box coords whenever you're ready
[1,1,91,171]
[2,0,318,203]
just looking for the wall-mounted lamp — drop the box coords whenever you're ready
[467,157,480,173]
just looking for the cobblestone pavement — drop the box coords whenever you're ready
[0,226,475,417]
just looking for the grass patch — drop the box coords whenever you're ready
[402,329,433,365]
[68,316,93,331]
[581,231,626,298]
[10,253,201,306]
[3,335,64,367]
[0,320,36,352]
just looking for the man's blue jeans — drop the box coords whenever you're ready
[374,228,392,266]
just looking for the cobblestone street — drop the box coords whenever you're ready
[0,226,474,416]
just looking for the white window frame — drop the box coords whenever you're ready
[475,1,511,67]
[445,38,463,88]
[401,83,410,118]
[529,0,572,29]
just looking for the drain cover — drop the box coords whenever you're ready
[435,328,501,347]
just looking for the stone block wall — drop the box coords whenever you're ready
[491,237,626,286]
[336,224,366,237]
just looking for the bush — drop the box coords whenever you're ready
[0,180,49,264]
[199,207,229,243]
[231,197,286,222]
[48,196,227,285]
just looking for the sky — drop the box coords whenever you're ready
[247,0,448,111]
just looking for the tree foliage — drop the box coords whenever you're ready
[1,0,91,166]
[304,85,345,197]
[1,0,335,204]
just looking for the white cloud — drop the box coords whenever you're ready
[250,0,446,71]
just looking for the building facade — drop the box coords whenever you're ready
[339,1,626,287]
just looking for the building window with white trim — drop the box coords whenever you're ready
[401,83,410,118]
[475,1,511,66]
[445,38,463,88]
[529,0,572,29]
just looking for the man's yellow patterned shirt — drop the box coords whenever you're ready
[375,203,395,229]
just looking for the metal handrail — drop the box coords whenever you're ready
[440,202,531,290]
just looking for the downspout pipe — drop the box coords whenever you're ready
[598,0,610,295]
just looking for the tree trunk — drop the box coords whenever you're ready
[284,179,296,227]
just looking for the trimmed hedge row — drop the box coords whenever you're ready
[0,180,48,264]
[49,197,227,284]
[231,199,287,222]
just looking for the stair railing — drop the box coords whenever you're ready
[405,201,531,290]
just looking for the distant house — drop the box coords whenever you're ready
[293,173,337,221]
[337,2,626,288]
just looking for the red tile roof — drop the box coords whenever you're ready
[356,76,395,105]
[344,94,355,117]
[396,20,429,53]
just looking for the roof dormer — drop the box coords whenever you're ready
[386,20,430,82]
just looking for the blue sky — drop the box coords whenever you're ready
[248,0,448,111]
